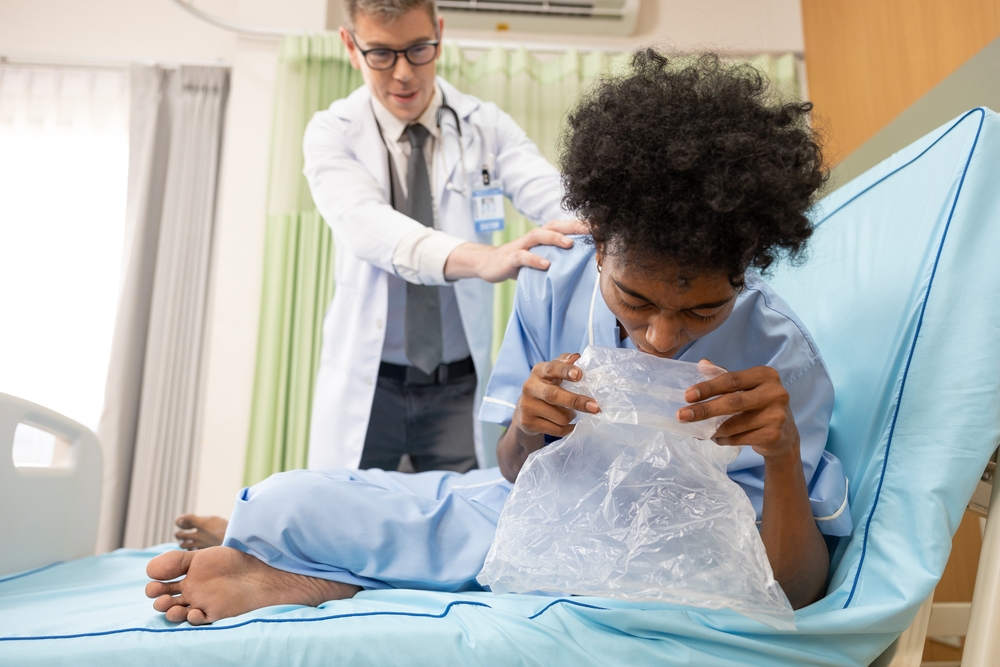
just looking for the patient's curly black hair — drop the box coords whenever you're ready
[560,50,826,285]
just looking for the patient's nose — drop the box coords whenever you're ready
[645,316,682,354]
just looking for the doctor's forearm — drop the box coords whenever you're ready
[442,242,491,281]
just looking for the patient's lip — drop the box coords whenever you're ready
[633,341,678,358]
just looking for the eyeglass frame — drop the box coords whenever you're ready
[348,32,441,71]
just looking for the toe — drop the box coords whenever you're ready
[146,549,192,581]
[153,593,187,612]
[176,533,202,551]
[146,581,167,599]
[164,604,191,623]
[146,580,182,599]
[187,608,210,625]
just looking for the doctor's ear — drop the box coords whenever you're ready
[339,26,363,70]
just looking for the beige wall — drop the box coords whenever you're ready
[0,0,238,62]
[328,0,804,53]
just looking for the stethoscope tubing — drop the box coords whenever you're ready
[437,98,470,195]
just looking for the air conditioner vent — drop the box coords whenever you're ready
[438,0,640,35]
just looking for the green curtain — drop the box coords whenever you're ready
[243,37,363,486]
[244,36,802,485]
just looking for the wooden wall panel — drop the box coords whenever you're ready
[801,0,1000,163]
[802,5,994,662]
[922,512,984,661]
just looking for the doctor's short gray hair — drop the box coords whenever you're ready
[342,0,438,30]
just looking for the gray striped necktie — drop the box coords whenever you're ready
[402,124,443,375]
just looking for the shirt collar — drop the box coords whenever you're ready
[371,84,443,145]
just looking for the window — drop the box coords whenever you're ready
[0,64,129,465]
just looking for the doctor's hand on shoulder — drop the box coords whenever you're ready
[443,219,588,283]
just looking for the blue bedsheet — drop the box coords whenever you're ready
[3,108,1000,667]
[0,545,910,666]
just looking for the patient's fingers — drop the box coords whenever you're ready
[539,355,582,382]
[679,367,785,423]
[535,383,597,414]
[526,416,574,438]
[713,426,768,447]
[683,366,779,404]
[528,396,575,424]
[520,413,573,437]
[519,402,576,437]
[526,354,598,414]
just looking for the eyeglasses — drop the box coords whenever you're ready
[349,32,440,71]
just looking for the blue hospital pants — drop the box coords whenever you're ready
[222,467,512,591]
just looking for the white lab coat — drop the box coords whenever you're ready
[303,77,566,470]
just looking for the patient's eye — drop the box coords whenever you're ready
[685,309,720,323]
[616,296,648,312]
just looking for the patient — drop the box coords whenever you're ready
[146,50,851,625]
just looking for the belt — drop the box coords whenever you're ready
[378,357,476,386]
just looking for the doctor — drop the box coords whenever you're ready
[173,0,576,551]
[301,0,578,474]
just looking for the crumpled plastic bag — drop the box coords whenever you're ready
[477,345,795,629]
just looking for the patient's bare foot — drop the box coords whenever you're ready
[175,514,228,550]
[145,547,361,625]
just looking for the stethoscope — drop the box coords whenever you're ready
[435,97,470,195]
[372,93,482,198]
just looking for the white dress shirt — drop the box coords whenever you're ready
[371,86,471,365]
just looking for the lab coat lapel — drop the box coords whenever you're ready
[336,86,392,200]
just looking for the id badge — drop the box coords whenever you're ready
[472,179,505,234]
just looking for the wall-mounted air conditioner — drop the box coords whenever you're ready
[438,0,640,36]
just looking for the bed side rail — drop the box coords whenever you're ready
[0,392,103,577]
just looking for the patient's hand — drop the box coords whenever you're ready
[676,363,799,460]
[515,352,600,438]
[677,363,829,608]
[496,352,599,482]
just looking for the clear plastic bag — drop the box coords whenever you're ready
[478,346,794,629]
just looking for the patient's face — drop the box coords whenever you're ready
[597,251,739,358]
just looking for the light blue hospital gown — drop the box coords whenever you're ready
[223,239,852,591]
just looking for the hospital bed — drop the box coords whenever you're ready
[2,108,1000,667]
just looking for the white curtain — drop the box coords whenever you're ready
[0,65,129,465]
[97,64,230,551]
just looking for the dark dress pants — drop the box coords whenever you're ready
[358,373,478,473]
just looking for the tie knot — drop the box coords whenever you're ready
[405,124,430,149]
